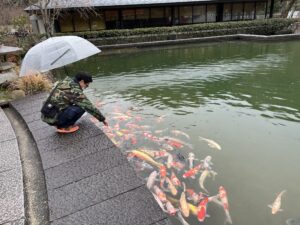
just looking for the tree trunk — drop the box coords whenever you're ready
[281,0,297,17]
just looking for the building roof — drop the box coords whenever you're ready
[25,0,207,10]
[26,0,264,10]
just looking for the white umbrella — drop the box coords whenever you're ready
[20,36,101,77]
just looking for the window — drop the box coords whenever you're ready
[73,12,90,32]
[207,4,216,22]
[151,7,164,18]
[223,3,231,21]
[136,8,150,19]
[256,2,266,19]
[179,6,192,24]
[232,3,243,20]
[105,10,119,21]
[193,5,206,23]
[244,3,255,20]
[122,9,135,20]
[90,13,105,30]
[59,13,73,32]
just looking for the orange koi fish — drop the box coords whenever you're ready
[182,164,202,179]
[197,197,209,222]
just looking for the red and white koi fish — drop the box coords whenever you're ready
[268,190,286,215]
[163,136,194,149]
[152,193,167,213]
[197,197,209,222]
[165,201,177,215]
[180,183,190,217]
[171,130,190,139]
[159,165,167,179]
[183,164,202,179]
[219,186,233,224]
[143,132,160,143]
[171,171,181,187]
[153,185,167,202]
[139,149,168,158]
[146,171,158,190]
[199,136,222,150]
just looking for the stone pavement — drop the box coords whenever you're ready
[8,93,171,225]
[0,107,25,225]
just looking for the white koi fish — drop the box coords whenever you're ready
[199,169,212,193]
[152,193,167,213]
[199,136,222,150]
[171,130,190,139]
[166,153,173,169]
[268,190,286,214]
[176,211,190,225]
[165,201,177,215]
[201,155,213,170]
[146,171,158,190]
[187,152,198,169]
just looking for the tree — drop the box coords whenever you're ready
[25,0,97,38]
[276,0,298,17]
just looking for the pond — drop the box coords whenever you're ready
[58,41,300,225]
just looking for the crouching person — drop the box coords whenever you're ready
[41,72,108,133]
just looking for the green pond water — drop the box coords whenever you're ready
[59,41,300,225]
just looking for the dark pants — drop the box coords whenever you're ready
[56,105,85,129]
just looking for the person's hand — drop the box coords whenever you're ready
[103,120,108,126]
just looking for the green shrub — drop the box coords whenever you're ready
[55,18,298,39]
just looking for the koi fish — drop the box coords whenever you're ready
[125,122,140,129]
[153,185,167,202]
[176,211,190,225]
[201,155,213,170]
[188,152,198,169]
[199,136,222,150]
[186,189,204,204]
[219,186,233,224]
[199,169,213,193]
[171,130,190,139]
[163,136,193,149]
[170,161,185,170]
[197,197,209,222]
[180,183,190,217]
[165,201,177,215]
[146,171,158,190]
[171,171,181,187]
[268,190,286,215]
[130,150,163,168]
[183,164,202,179]
[166,177,177,196]
[152,193,167,213]
[166,153,173,169]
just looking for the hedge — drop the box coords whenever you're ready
[55,18,299,40]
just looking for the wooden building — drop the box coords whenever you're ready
[26,0,274,33]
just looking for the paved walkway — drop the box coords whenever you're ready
[1,93,170,225]
[0,107,25,225]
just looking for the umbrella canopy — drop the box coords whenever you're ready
[20,36,101,76]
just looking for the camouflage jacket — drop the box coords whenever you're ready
[41,76,105,124]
